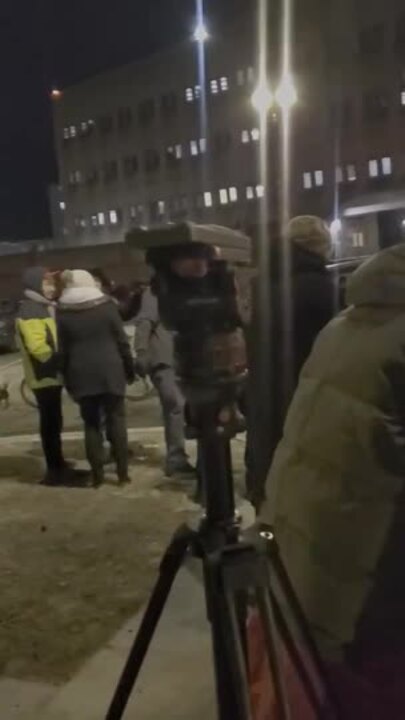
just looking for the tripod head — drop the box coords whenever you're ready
[126,223,252,532]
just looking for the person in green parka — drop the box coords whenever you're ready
[261,244,405,706]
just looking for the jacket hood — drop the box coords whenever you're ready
[346,244,405,307]
[58,286,108,311]
[23,267,47,294]
[286,215,332,260]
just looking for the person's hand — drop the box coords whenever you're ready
[134,353,148,379]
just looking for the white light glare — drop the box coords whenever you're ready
[275,73,297,111]
[251,81,274,114]
[194,21,209,43]
[330,218,342,238]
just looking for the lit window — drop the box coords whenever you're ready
[352,232,365,248]
[368,159,379,178]
[63,127,69,140]
[98,212,105,226]
[237,69,245,86]
[190,140,199,156]
[158,200,165,215]
[229,187,238,202]
[382,156,392,175]
[59,201,66,211]
[314,170,324,187]
[220,76,229,92]
[219,188,229,205]
[199,138,207,153]
[247,67,255,83]
[210,79,219,95]
[401,90,405,106]
[81,121,88,134]
[256,184,265,198]
[109,210,118,225]
[241,130,250,144]
[246,186,255,200]
[204,191,213,207]
[69,125,77,138]
[91,214,98,228]
[251,128,260,142]
[185,87,194,103]
[194,85,201,99]
[79,217,87,228]
[303,173,312,189]
[175,144,183,159]
[347,164,357,182]
[335,166,343,184]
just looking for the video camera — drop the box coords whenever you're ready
[126,223,252,412]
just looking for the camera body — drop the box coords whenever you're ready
[127,223,251,399]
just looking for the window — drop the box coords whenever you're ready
[368,159,379,177]
[352,232,365,248]
[237,69,245,86]
[190,140,199,156]
[347,164,357,182]
[194,85,201,99]
[246,186,255,200]
[74,216,87,230]
[99,115,114,134]
[359,23,384,55]
[68,170,82,187]
[199,138,207,153]
[123,155,139,177]
[161,92,178,117]
[229,187,238,202]
[138,99,155,126]
[59,201,66,211]
[63,127,70,141]
[109,209,122,226]
[144,149,160,173]
[210,79,219,95]
[219,188,229,205]
[118,107,133,131]
[335,166,343,184]
[185,87,194,103]
[363,91,389,122]
[158,200,165,216]
[166,145,182,168]
[303,172,312,190]
[97,212,105,226]
[175,144,183,160]
[247,66,255,83]
[91,214,98,229]
[80,120,94,138]
[69,125,77,138]
[256,184,265,198]
[382,156,392,175]
[220,76,229,92]
[314,170,324,187]
[241,130,250,144]
[401,90,405,106]
[129,204,144,224]
[214,130,232,154]
[251,128,260,142]
[204,191,213,208]
[103,160,118,183]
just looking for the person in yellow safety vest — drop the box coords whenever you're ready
[16,267,71,486]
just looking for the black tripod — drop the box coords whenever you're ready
[105,410,339,720]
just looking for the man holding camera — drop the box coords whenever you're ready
[134,286,194,478]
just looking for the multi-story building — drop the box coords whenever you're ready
[52,0,405,257]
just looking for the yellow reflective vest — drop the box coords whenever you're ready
[16,297,62,390]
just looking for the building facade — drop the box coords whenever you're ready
[52,0,405,257]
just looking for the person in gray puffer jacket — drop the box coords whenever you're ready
[134,286,194,477]
[58,270,135,487]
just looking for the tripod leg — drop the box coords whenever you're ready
[256,587,292,720]
[223,587,254,720]
[105,524,193,720]
[270,547,341,719]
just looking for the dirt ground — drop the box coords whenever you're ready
[0,439,198,685]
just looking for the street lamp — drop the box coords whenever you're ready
[251,74,297,114]
[275,72,297,112]
[251,80,274,115]
[193,21,209,43]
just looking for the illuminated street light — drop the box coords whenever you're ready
[330,218,342,237]
[251,81,274,115]
[275,73,297,111]
[50,88,62,100]
[193,21,209,43]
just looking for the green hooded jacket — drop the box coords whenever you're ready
[261,244,405,657]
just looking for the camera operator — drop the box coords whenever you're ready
[134,285,195,478]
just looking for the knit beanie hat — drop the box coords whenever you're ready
[286,216,332,260]
[61,270,97,289]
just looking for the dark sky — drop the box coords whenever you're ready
[0,0,239,240]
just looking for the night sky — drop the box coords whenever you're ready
[0,0,239,240]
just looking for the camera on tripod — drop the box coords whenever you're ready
[127,222,252,433]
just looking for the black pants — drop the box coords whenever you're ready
[79,395,128,480]
[34,386,64,471]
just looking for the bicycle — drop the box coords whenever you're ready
[20,376,154,409]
